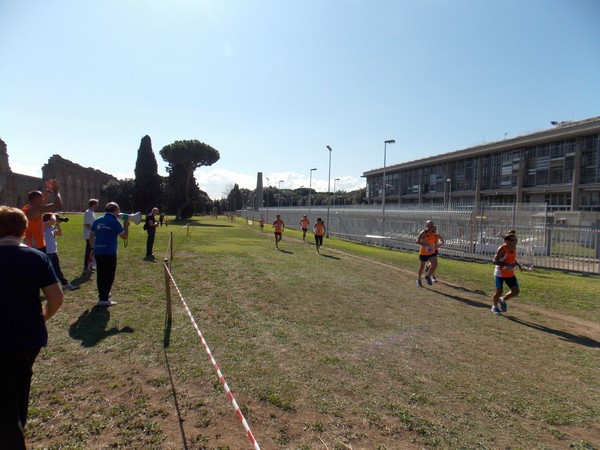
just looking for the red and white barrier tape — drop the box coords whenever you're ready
[164,262,260,450]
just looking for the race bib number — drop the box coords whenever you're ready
[426,246,435,253]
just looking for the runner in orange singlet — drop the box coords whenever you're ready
[313,218,326,254]
[491,231,523,314]
[272,215,285,249]
[300,215,310,242]
[415,220,439,287]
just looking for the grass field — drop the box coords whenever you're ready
[25,214,599,449]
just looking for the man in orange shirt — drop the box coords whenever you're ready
[22,179,63,252]
[299,215,310,242]
[272,215,285,249]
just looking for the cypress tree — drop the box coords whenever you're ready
[134,135,162,213]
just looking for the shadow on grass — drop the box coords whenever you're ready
[320,253,341,260]
[278,249,295,254]
[162,309,188,449]
[432,289,490,309]
[503,316,600,348]
[69,307,134,347]
[70,271,93,287]
[439,281,487,296]
[172,221,233,228]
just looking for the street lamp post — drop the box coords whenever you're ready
[309,168,317,218]
[265,176,270,223]
[447,178,452,210]
[278,180,284,211]
[333,177,340,207]
[326,145,333,237]
[382,139,395,237]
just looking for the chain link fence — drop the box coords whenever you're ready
[242,205,600,275]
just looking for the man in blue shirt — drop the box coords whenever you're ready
[89,203,129,306]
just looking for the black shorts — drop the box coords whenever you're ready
[419,254,436,262]
[315,235,323,246]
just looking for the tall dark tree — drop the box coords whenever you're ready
[102,179,135,212]
[134,135,162,213]
[226,183,243,211]
[159,140,220,220]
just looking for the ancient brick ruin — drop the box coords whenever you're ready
[0,138,116,211]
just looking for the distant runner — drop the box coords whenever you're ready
[300,215,310,242]
[273,215,285,249]
[313,218,326,254]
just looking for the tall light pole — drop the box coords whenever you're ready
[326,145,333,237]
[265,176,270,223]
[278,180,284,211]
[333,178,340,207]
[382,139,395,237]
[309,168,317,218]
[447,178,452,210]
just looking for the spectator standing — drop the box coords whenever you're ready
[89,202,129,306]
[83,198,98,273]
[0,206,64,449]
[22,179,63,252]
[144,207,159,259]
[43,213,79,291]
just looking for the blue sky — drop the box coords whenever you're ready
[1,0,599,199]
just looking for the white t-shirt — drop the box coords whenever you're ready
[83,208,96,239]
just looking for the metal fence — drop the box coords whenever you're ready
[242,205,600,275]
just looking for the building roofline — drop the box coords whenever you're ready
[363,116,600,176]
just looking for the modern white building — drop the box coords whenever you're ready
[363,116,600,217]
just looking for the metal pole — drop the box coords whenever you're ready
[309,168,317,218]
[164,258,172,323]
[382,140,395,238]
[278,180,283,211]
[265,177,270,223]
[326,146,332,237]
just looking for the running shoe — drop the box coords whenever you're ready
[491,306,501,315]
[500,298,508,312]
[97,300,117,307]
[416,279,423,287]
[424,275,433,286]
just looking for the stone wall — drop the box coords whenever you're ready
[0,138,117,211]
[42,155,116,211]
[0,138,43,207]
